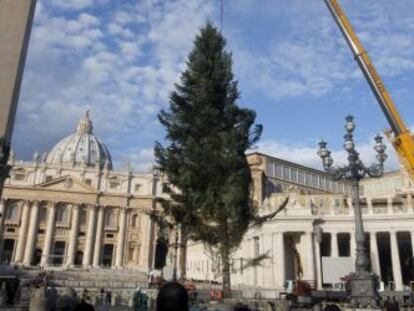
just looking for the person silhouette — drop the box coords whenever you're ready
[156,282,188,311]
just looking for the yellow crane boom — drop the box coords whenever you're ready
[324,0,414,181]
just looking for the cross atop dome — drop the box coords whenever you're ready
[76,109,93,134]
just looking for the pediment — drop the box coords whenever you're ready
[35,176,97,193]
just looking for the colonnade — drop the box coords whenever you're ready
[0,200,130,268]
[249,229,410,291]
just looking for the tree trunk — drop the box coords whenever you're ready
[221,240,232,298]
[179,229,187,280]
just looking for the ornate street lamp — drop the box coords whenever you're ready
[317,115,387,308]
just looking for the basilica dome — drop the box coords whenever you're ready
[45,111,112,170]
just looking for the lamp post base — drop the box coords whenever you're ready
[348,272,380,309]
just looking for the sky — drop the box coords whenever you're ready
[12,0,414,173]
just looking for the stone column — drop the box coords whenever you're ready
[92,205,104,267]
[369,232,381,279]
[390,231,403,290]
[274,232,285,289]
[331,232,338,257]
[14,200,30,262]
[40,202,56,267]
[314,234,323,289]
[303,231,315,284]
[83,205,96,267]
[66,204,80,267]
[115,207,127,267]
[23,200,40,265]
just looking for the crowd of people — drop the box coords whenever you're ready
[69,281,249,310]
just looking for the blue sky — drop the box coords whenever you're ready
[13,0,414,172]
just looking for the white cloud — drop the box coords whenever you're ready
[257,136,399,174]
[14,0,216,171]
[230,0,414,99]
[49,0,103,10]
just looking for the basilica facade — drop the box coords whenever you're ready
[0,111,164,271]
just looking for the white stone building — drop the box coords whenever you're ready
[0,111,164,271]
[186,152,414,293]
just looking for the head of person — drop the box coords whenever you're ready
[156,282,188,311]
[324,304,340,311]
[233,303,250,311]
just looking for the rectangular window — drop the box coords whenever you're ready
[275,164,282,178]
[85,179,92,185]
[298,171,305,184]
[320,177,326,189]
[312,174,318,187]
[45,176,53,182]
[109,181,120,189]
[13,173,25,181]
[267,162,274,175]
[283,166,290,180]
[291,168,298,182]
[134,184,141,192]
[306,173,312,186]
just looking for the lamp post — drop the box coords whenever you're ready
[172,223,181,282]
[317,115,387,308]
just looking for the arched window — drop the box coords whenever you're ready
[105,209,115,227]
[56,206,68,223]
